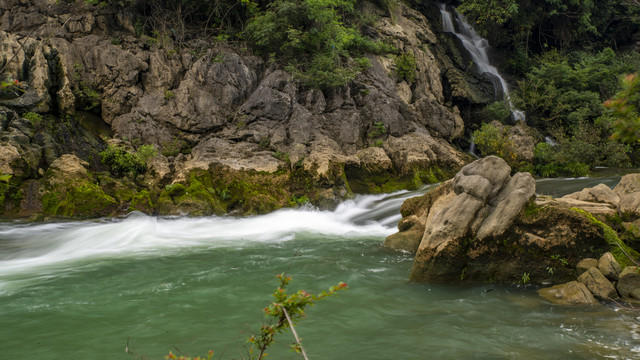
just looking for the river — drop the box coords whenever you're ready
[1,175,639,359]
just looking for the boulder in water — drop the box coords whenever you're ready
[387,156,611,284]
[538,281,598,305]
[562,184,620,207]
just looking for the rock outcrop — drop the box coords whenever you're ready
[386,156,616,285]
[0,0,488,217]
[386,156,614,284]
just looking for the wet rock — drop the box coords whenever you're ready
[384,224,425,253]
[576,258,598,276]
[598,252,622,281]
[538,281,598,305]
[577,267,618,300]
[617,266,640,298]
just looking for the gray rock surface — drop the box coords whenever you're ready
[389,156,611,284]
[0,0,489,217]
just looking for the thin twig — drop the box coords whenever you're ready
[281,307,309,360]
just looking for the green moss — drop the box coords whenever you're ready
[43,181,117,218]
[165,183,187,197]
[572,208,640,268]
[128,190,154,213]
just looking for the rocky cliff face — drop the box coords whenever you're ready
[0,0,493,218]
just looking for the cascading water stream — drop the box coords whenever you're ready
[438,3,525,123]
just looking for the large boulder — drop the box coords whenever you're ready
[614,174,640,216]
[576,258,598,276]
[388,156,612,284]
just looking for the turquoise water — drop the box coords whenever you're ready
[0,184,639,359]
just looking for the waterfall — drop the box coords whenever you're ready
[438,3,525,123]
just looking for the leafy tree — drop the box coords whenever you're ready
[607,73,640,142]
[457,0,519,25]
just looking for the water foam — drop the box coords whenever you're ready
[0,189,424,282]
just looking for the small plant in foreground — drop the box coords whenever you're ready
[164,274,347,360]
[248,273,347,360]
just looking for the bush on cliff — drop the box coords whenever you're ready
[100,145,146,177]
[244,0,392,88]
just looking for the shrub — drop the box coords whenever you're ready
[471,123,519,167]
[100,145,146,177]
[244,0,392,89]
[136,144,158,164]
[395,52,417,82]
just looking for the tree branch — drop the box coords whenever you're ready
[281,307,310,360]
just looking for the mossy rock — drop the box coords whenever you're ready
[128,190,154,213]
[42,180,118,218]
[572,208,640,268]
[345,164,450,195]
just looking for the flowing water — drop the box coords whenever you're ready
[1,179,640,360]
[438,3,525,123]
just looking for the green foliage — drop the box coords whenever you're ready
[248,273,347,359]
[395,52,417,82]
[136,144,158,164]
[476,102,511,123]
[244,0,392,89]
[520,272,530,284]
[0,79,25,99]
[514,49,640,174]
[471,123,521,168]
[458,0,640,55]
[607,73,640,143]
[23,112,43,127]
[368,121,386,138]
[164,89,175,100]
[100,145,147,177]
[458,0,519,25]
[533,142,590,177]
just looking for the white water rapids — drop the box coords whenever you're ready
[0,188,422,292]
